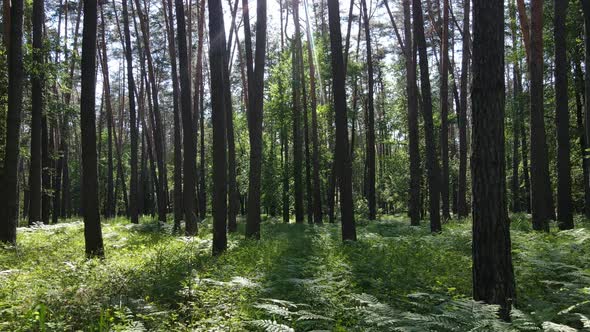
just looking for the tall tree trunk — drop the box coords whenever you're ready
[554,0,572,230]
[134,0,168,223]
[29,0,44,226]
[225,0,240,233]
[80,0,104,257]
[471,0,515,320]
[208,0,228,254]
[574,58,590,217]
[414,0,442,233]
[121,0,139,224]
[304,6,323,224]
[327,0,356,241]
[509,0,521,213]
[292,0,304,224]
[0,0,23,243]
[244,0,268,237]
[175,0,198,235]
[582,1,590,220]
[41,113,51,224]
[100,7,115,219]
[440,0,450,220]
[360,0,376,220]
[302,52,313,224]
[529,0,552,231]
[457,0,469,218]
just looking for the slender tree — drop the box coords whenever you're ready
[457,0,470,218]
[327,0,356,241]
[304,0,323,224]
[414,0,441,233]
[121,0,139,224]
[175,0,198,235]
[471,0,516,320]
[0,0,24,243]
[163,0,183,229]
[555,0,572,230]
[529,0,552,231]
[360,0,376,220]
[100,7,115,218]
[80,0,104,257]
[244,0,268,237]
[29,0,44,226]
[292,0,304,224]
[440,0,450,220]
[208,0,228,255]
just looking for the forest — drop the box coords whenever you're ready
[1,0,590,330]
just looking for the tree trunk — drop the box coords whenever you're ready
[80,0,104,257]
[574,57,590,217]
[121,0,139,224]
[360,0,376,220]
[244,0,268,237]
[208,0,228,255]
[457,0,469,218]
[471,0,516,320]
[327,0,356,241]
[175,0,198,235]
[0,0,24,243]
[414,0,442,233]
[554,0,572,230]
[29,0,44,226]
[162,0,183,230]
[304,8,323,224]
[134,0,168,223]
[582,1,590,220]
[440,0,450,220]
[292,0,304,224]
[509,0,521,213]
[529,0,552,231]
[100,8,115,218]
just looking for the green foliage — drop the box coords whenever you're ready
[1,216,590,330]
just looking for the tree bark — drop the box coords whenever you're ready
[175,0,198,235]
[457,0,469,218]
[440,0,450,220]
[327,0,356,241]
[29,0,44,226]
[471,0,516,320]
[414,0,442,233]
[80,0,104,257]
[100,7,115,218]
[292,0,304,224]
[244,0,268,237]
[554,0,572,230]
[0,0,24,243]
[529,0,552,231]
[360,0,376,220]
[208,0,228,255]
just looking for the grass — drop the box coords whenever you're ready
[0,214,589,331]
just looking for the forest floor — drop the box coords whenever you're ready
[0,214,589,331]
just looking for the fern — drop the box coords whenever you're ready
[249,320,295,332]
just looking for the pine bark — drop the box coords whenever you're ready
[440,0,450,220]
[208,0,228,255]
[80,0,104,257]
[29,0,44,226]
[457,0,469,218]
[360,0,376,220]
[244,0,268,237]
[175,0,198,235]
[529,0,552,231]
[327,0,356,241]
[555,0,572,230]
[471,0,516,320]
[0,0,24,243]
[414,0,442,232]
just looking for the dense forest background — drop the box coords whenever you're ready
[1,0,590,330]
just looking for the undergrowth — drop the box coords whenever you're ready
[0,214,589,331]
